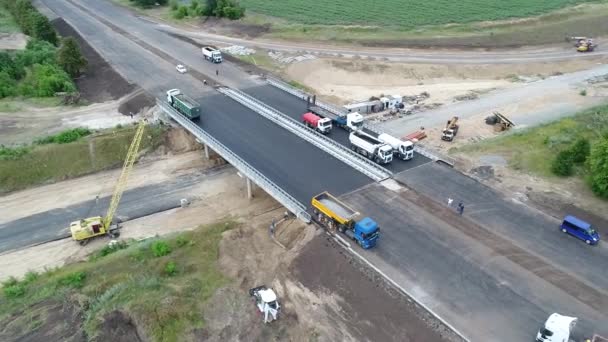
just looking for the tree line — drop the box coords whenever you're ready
[1,0,58,45]
[0,0,87,98]
[550,122,608,198]
[127,0,245,20]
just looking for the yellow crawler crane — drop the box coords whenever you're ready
[69,120,146,245]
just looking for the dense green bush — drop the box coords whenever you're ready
[16,39,57,68]
[0,39,81,99]
[164,261,177,276]
[58,271,86,288]
[551,150,574,177]
[0,52,24,79]
[19,63,76,97]
[0,145,30,160]
[35,128,92,145]
[570,137,590,164]
[0,71,17,97]
[151,241,172,257]
[129,0,168,8]
[173,5,188,19]
[1,0,58,45]
[587,137,608,198]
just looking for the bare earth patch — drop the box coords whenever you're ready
[285,58,605,105]
[0,33,28,50]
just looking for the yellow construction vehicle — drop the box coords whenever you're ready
[575,38,596,52]
[69,120,146,245]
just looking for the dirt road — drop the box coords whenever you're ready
[151,21,608,64]
[379,64,608,139]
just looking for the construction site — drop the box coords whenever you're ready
[1,1,608,342]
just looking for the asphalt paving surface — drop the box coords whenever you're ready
[242,84,432,173]
[40,0,372,205]
[27,1,608,340]
[344,181,608,341]
[0,167,231,254]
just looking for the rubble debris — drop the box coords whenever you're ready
[453,92,479,102]
[586,74,608,84]
[268,51,316,64]
[220,45,256,56]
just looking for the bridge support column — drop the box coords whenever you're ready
[246,178,253,199]
[203,144,210,159]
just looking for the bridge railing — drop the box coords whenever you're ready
[156,99,311,223]
[218,87,392,181]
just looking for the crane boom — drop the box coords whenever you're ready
[103,120,146,228]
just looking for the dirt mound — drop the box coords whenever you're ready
[95,311,144,342]
[0,300,85,342]
[292,235,451,342]
[118,88,155,116]
[51,18,135,103]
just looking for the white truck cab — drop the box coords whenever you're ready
[536,313,577,342]
[346,112,364,131]
[202,46,222,63]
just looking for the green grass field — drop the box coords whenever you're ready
[240,0,597,28]
[455,104,608,178]
[0,125,165,194]
[0,221,234,341]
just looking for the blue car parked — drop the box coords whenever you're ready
[560,215,600,245]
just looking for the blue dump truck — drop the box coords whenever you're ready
[311,192,380,249]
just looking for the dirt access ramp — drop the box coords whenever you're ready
[51,18,135,103]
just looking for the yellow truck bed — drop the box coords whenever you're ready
[311,192,358,225]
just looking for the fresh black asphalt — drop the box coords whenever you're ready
[242,84,433,173]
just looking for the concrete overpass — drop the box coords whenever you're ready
[27,1,608,341]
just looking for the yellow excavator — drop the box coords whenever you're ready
[69,120,146,245]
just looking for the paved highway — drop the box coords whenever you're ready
[29,1,608,340]
[242,84,433,173]
[346,178,608,341]
[0,166,233,254]
[41,0,373,207]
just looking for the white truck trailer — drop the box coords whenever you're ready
[378,133,414,161]
[202,46,222,63]
[349,131,393,164]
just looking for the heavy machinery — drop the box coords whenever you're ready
[306,96,364,132]
[302,112,332,134]
[249,285,280,323]
[312,192,380,249]
[349,130,393,164]
[571,37,597,52]
[441,116,459,141]
[485,111,515,132]
[69,120,146,245]
[202,46,223,63]
[166,89,201,120]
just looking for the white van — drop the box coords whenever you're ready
[536,313,577,342]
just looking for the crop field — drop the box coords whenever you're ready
[240,0,597,27]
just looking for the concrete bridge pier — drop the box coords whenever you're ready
[246,178,253,199]
[203,143,210,159]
